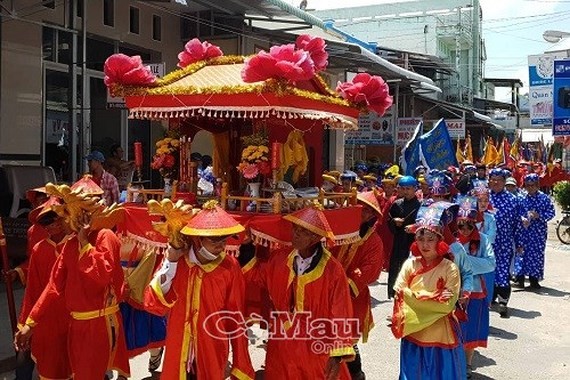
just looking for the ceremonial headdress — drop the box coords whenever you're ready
[524,173,540,183]
[181,200,244,236]
[71,175,104,195]
[456,196,478,221]
[355,177,364,186]
[427,172,452,195]
[283,202,335,241]
[406,202,451,237]
[463,165,477,173]
[357,190,382,215]
[471,180,489,196]
[25,186,47,204]
[328,170,341,179]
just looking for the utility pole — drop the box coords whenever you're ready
[456,6,461,104]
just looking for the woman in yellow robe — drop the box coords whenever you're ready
[391,203,466,380]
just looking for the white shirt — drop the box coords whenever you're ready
[155,246,202,293]
[294,249,318,275]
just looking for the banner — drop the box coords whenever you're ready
[446,119,465,140]
[419,119,458,171]
[345,109,394,145]
[552,59,570,136]
[400,121,423,175]
[396,117,423,146]
[528,53,567,126]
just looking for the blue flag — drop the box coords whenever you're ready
[400,121,423,176]
[419,119,458,170]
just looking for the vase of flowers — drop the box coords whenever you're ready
[237,131,272,184]
[151,136,180,190]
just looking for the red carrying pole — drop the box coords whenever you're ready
[0,217,18,336]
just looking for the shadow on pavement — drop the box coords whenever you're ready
[473,351,497,369]
[371,297,391,308]
[528,286,570,298]
[488,326,518,340]
[472,373,496,380]
[507,307,541,319]
[141,372,161,380]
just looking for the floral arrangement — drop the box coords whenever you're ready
[151,137,180,179]
[336,73,393,116]
[237,131,272,181]
[177,38,223,68]
[103,54,157,89]
[241,34,328,83]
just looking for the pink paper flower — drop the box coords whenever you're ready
[104,54,157,87]
[177,38,223,68]
[242,44,315,83]
[336,73,393,115]
[296,35,328,72]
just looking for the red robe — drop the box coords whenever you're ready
[18,236,72,379]
[27,229,130,380]
[248,247,356,379]
[331,227,384,342]
[14,224,48,285]
[144,252,254,380]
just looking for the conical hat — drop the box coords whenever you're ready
[283,202,335,241]
[71,175,104,195]
[25,186,47,203]
[181,200,244,236]
[322,174,338,185]
[357,190,382,215]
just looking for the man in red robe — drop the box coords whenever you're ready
[144,201,254,380]
[245,203,358,379]
[331,191,384,380]
[14,184,130,380]
[16,198,73,379]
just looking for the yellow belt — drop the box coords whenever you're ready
[70,304,119,321]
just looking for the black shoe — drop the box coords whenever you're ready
[466,365,473,379]
[498,304,509,318]
[351,372,366,380]
[529,281,542,290]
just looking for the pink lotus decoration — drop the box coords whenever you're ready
[104,54,157,87]
[336,73,393,115]
[242,44,315,83]
[296,35,328,71]
[177,38,223,68]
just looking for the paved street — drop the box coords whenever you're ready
[2,214,570,379]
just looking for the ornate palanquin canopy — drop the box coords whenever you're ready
[110,56,360,130]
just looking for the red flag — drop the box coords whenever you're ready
[503,138,514,169]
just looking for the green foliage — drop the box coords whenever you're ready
[553,181,570,210]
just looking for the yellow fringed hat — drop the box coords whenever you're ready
[322,174,338,185]
[283,202,335,241]
[363,174,378,182]
[355,178,364,186]
[181,200,244,236]
[328,170,341,179]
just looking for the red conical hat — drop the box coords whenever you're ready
[25,186,47,203]
[283,202,335,241]
[357,190,382,216]
[181,200,244,236]
[71,175,104,195]
[29,196,62,224]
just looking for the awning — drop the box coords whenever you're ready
[416,96,504,129]
[521,128,554,143]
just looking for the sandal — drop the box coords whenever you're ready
[148,348,164,372]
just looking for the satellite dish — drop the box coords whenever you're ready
[543,30,570,43]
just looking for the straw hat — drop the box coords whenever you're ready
[357,190,382,216]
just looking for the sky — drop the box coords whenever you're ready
[287,0,570,100]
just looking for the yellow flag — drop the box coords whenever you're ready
[482,137,499,166]
[464,133,474,162]
[456,140,465,164]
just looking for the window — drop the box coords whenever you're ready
[152,15,162,41]
[129,7,140,34]
[42,1,55,9]
[103,0,114,27]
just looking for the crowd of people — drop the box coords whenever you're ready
[4,155,558,380]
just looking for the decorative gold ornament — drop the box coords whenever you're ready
[147,198,196,248]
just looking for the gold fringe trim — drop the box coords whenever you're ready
[333,232,361,246]
[250,228,291,249]
[119,231,168,255]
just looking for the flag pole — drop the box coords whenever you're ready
[0,218,18,336]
